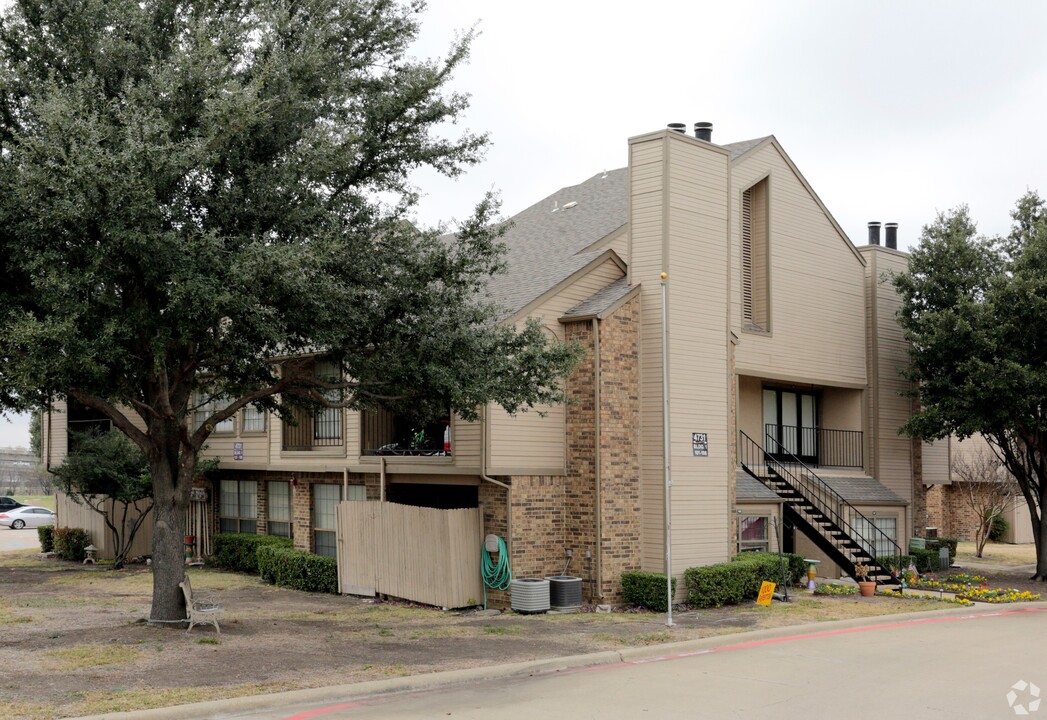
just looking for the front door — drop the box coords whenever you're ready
[763,388,817,464]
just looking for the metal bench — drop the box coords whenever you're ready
[179,574,222,635]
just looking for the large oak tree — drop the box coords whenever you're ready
[894,193,1047,580]
[0,0,577,621]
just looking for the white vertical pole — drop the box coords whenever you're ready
[661,272,673,627]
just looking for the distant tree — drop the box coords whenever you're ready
[894,193,1047,580]
[50,430,152,569]
[0,0,577,623]
[29,408,41,458]
[952,446,1019,558]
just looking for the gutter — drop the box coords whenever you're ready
[479,405,511,558]
[592,317,603,601]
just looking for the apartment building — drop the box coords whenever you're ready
[42,123,945,602]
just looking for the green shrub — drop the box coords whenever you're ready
[686,552,807,609]
[878,554,912,572]
[685,562,759,608]
[256,545,338,593]
[210,533,292,574]
[926,537,958,560]
[53,527,91,561]
[989,516,1009,542]
[621,572,677,611]
[733,551,806,586]
[38,525,55,553]
[911,549,939,573]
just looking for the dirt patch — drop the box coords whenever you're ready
[1,552,1037,719]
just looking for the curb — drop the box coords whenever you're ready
[75,601,1047,720]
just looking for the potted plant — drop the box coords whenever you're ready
[854,563,876,597]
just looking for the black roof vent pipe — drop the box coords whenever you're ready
[667,123,686,134]
[694,122,713,141]
[868,221,881,246]
[885,222,898,250]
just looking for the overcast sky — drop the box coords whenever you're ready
[2,0,1045,449]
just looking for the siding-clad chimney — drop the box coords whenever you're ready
[885,222,898,250]
[868,221,881,246]
[694,122,713,141]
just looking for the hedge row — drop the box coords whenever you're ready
[685,552,806,608]
[621,572,677,611]
[257,545,338,594]
[210,533,293,574]
[53,527,91,561]
[38,525,55,553]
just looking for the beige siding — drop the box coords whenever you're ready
[731,143,867,388]
[737,375,763,444]
[922,438,952,485]
[45,400,147,468]
[860,246,914,505]
[821,387,863,431]
[487,257,625,474]
[630,131,732,582]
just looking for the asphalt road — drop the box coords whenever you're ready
[0,524,43,552]
[222,606,1046,720]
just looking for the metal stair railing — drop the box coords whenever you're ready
[739,430,902,577]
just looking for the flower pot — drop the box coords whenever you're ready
[858,581,876,597]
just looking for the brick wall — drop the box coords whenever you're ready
[596,296,642,600]
[564,320,597,597]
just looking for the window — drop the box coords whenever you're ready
[362,406,452,457]
[242,405,267,433]
[312,483,365,557]
[282,359,343,450]
[741,177,769,331]
[193,392,234,433]
[219,479,257,533]
[852,513,897,558]
[314,360,342,441]
[737,514,771,553]
[66,399,113,454]
[267,481,292,538]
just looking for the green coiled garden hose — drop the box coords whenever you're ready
[481,535,512,610]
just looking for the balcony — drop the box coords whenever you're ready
[764,424,863,469]
[362,406,451,458]
[282,406,343,451]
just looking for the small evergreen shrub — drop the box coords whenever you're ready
[732,551,806,586]
[53,527,91,561]
[686,552,807,608]
[38,525,55,553]
[989,516,1009,542]
[621,571,677,611]
[256,545,338,593]
[910,549,939,573]
[210,533,292,574]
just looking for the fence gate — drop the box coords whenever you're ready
[336,501,483,608]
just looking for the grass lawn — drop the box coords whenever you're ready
[956,541,1037,566]
[12,495,56,511]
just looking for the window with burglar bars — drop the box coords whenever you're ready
[282,359,344,450]
[193,391,234,433]
[220,479,257,534]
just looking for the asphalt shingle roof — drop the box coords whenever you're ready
[736,472,783,501]
[561,277,637,320]
[485,136,773,317]
[819,475,905,504]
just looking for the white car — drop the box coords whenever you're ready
[0,506,56,529]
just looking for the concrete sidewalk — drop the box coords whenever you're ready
[76,601,1047,720]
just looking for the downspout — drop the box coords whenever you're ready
[343,467,349,499]
[379,458,386,502]
[592,317,603,601]
[45,409,51,472]
[479,405,511,557]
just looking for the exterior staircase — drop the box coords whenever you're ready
[739,430,902,588]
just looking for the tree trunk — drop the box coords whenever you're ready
[147,421,196,623]
[1036,490,1047,582]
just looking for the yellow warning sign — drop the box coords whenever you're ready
[756,581,776,606]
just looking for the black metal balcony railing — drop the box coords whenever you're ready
[764,424,863,468]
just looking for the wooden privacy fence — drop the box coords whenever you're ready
[336,501,483,609]
[55,492,154,560]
